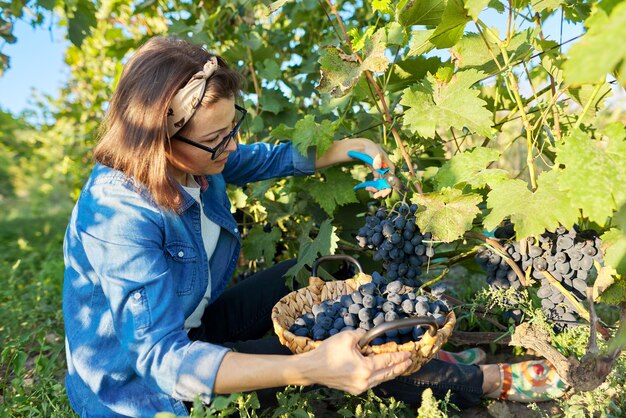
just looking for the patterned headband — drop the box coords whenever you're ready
[166,56,219,138]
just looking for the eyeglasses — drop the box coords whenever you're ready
[172,104,247,161]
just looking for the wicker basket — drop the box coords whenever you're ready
[271,255,456,375]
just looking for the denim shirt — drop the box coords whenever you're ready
[63,142,316,417]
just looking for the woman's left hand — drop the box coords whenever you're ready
[315,137,395,198]
[355,138,395,199]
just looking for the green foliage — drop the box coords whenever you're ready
[432,147,507,190]
[335,389,413,417]
[564,1,626,86]
[554,128,626,225]
[400,69,493,138]
[284,219,339,283]
[412,188,482,242]
[396,0,446,27]
[272,386,319,417]
[243,225,281,263]
[484,171,580,239]
[602,204,626,276]
[416,388,459,418]
[319,27,389,98]
[305,168,359,216]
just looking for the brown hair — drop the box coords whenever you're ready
[94,36,243,211]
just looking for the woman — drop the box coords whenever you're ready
[63,36,566,417]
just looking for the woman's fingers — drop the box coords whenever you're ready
[366,352,412,386]
[372,154,383,170]
[311,330,415,394]
[369,351,412,370]
[373,188,392,199]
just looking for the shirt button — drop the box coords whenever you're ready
[133,292,142,301]
[234,228,238,233]
[178,251,185,257]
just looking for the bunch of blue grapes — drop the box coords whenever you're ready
[356,204,432,285]
[476,225,604,330]
[288,274,450,345]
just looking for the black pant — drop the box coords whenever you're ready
[188,260,483,410]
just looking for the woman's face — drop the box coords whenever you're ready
[167,97,238,182]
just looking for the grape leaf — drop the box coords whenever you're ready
[227,187,248,212]
[400,69,492,138]
[396,0,446,27]
[259,89,287,114]
[360,28,391,73]
[466,0,490,20]
[318,28,389,98]
[258,59,282,80]
[429,0,470,48]
[597,278,626,305]
[292,115,335,157]
[305,168,358,216]
[563,1,626,86]
[450,31,533,74]
[349,26,376,53]
[554,129,626,224]
[386,56,443,93]
[318,47,362,97]
[407,29,436,57]
[268,123,293,140]
[66,0,97,47]
[433,147,508,190]
[386,22,406,46]
[483,171,580,239]
[285,219,339,278]
[489,0,506,12]
[373,0,393,14]
[567,82,613,123]
[531,0,562,13]
[602,205,626,276]
[412,188,483,242]
[243,225,281,262]
[592,264,618,301]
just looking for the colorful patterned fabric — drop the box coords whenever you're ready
[436,348,487,365]
[492,360,568,402]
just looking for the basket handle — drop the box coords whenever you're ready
[357,316,439,349]
[311,255,363,278]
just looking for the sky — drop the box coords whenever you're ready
[0,9,585,117]
[0,16,69,115]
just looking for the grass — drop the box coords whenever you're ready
[0,211,75,417]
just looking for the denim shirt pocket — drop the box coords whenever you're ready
[165,242,198,296]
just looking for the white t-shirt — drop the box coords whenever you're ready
[181,177,220,330]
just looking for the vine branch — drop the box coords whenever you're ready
[464,232,527,287]
[321,0,423,193]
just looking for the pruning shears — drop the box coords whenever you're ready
[348,150,405,195]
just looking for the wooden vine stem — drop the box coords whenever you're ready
[510,321,620,392]
[321,0,423,194]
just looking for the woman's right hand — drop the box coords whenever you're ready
[302,329,412,395]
